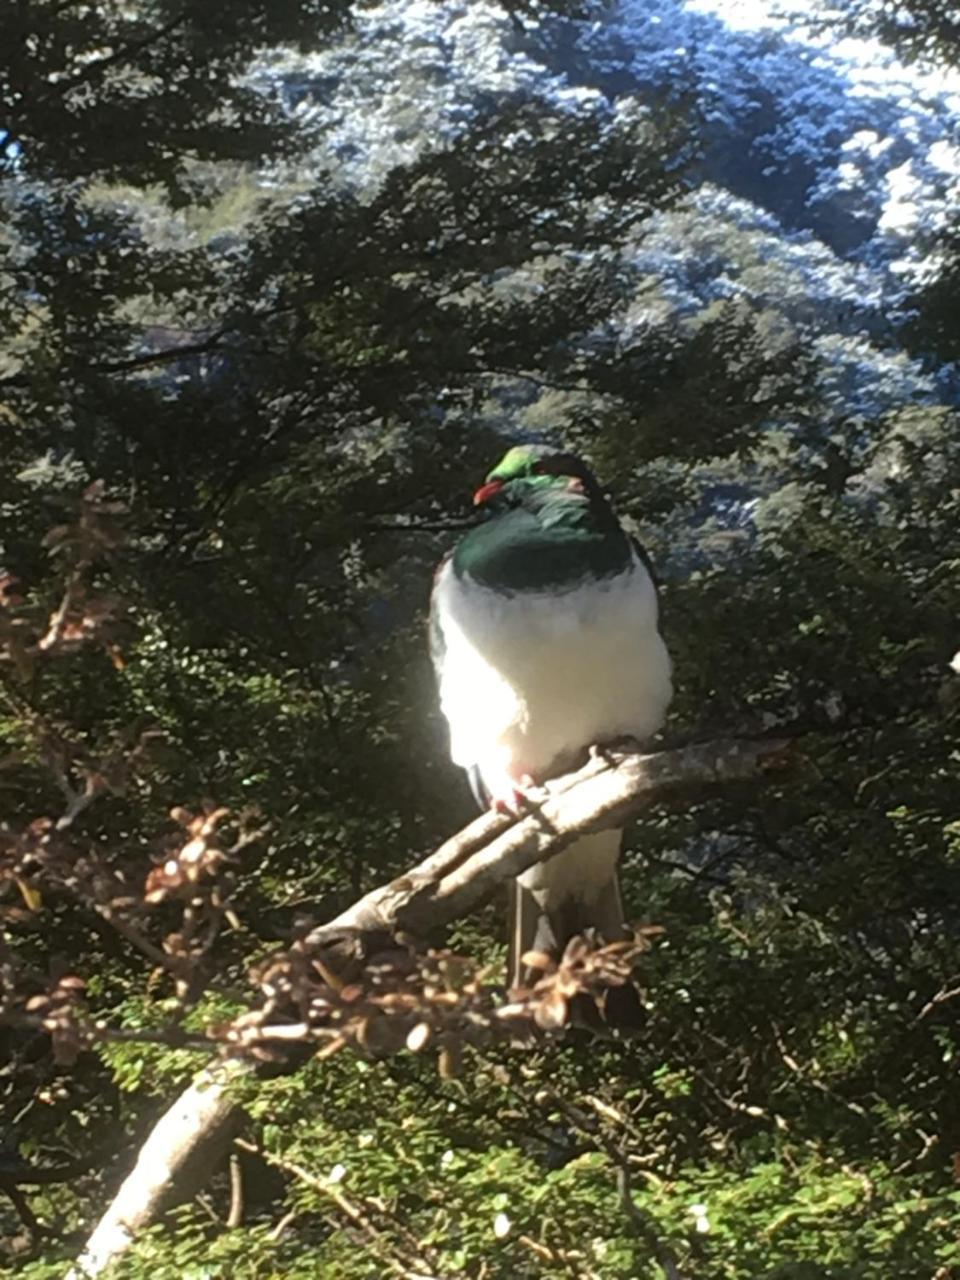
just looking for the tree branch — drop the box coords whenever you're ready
[305,736,790,950]
[67,1061,248,1279]
[234,1138,440,1279]
[68,735,792,1278]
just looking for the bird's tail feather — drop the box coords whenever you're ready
[508,834,646,1033]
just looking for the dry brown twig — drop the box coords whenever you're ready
[234,1138,442,1280]
[58,734,792,1278]
[0,510,798,1275]
[0,483,129,682]
[1,795,264,1036]
[0,488,798,1272]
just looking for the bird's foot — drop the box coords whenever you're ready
[489,771,542,817]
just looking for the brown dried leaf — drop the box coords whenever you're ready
[0,573,23,608]
[554,971,585,999]
[357,1016,408,1057]
[52,1028,81,1067]
[406,1021,431,1054]
[633,924,667,939]
[560,937,590,965]
[145,860,183,902]
[315,1034,348,1060]
[41,524,72,551]
[14,875,42,911]
[533,991,569,1031]
[438,1039,463,1080]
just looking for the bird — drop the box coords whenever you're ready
[429,444,672,1023]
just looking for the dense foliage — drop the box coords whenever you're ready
[2,2,959,1277]
[826,0,960,65]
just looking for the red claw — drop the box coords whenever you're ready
[488,770,540,816]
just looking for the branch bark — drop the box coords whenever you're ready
[309,736,788,949]
[68,1061,247,1279]
[68,735,791,1277]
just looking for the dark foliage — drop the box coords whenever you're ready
[2,2,960,1277]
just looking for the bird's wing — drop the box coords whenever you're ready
[630,534,661,592]
[427,550,452,677]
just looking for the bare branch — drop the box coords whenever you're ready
[68,735,792,1278]
[226,1153,244,1231]
[68,1061,247,1279]
[234,1139,441,1279]
[306,737,792,948]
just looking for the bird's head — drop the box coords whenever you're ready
[472,445,601,507]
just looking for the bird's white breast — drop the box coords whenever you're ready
[433,553,672,790]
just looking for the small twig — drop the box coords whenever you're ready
[91,903,172,971]
[233,1139,438,1280]
[4,1184,41,1236]
[67,735,795,1278]
[762,1034,866,1123]
[615,1164,686,1280]
[0,1011,221,1054]
[194,1193,222,1226]
[915,979,960,1022]
[537,1087,689,1280]
[305,737,794,950]
[365,517,479,534]
[226,1153,244,1229]
[268,1209,298,1241]
[37,568,87,657]
[53,769,103,832]
[892,1129,939,1175]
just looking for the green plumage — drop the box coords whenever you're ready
[453,477,632,592]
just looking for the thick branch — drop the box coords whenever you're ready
[69,735,791,1278]
[307,737,790,948]
[68,1061,246,1279]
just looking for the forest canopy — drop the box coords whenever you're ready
[2,1,959,1277]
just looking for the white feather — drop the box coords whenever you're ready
[518,828,622,906]
[433,548,672,891]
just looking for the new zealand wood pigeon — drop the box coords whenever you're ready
[430,444,672,1018]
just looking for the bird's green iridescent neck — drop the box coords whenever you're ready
[453,478,631,592]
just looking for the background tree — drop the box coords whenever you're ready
[2,1,960,1277]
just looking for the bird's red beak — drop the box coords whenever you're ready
[473,479,504,506]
